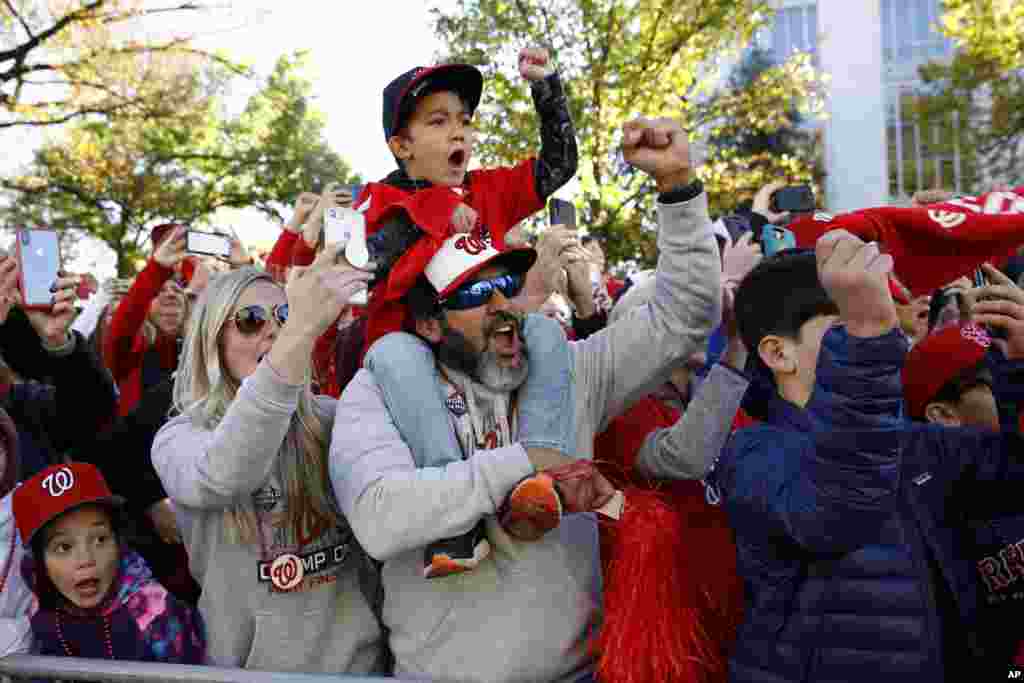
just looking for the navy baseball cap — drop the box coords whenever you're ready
[382,64,483,141]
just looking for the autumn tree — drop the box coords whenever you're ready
[0,0,245,131]
[919,0,1024,184]
[2,53,357,275]
[431,0,826,267]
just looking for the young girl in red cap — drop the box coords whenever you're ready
[13,462,204,663]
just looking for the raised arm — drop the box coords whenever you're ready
[104,227,185,381]
[636,363,749,481]
[519,47,578,201]
[575,118,721,432]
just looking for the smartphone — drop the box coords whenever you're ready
[770,185,816,214]
[973,267,1007,339]
[186,230,231,258]
[760,225,797,257]
[325,208,371,269]
[549,198,576,228]
[16,228,61,310]
[349,185,364,204]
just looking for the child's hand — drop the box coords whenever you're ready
[451,203,479,234]
[519,47,554,81]
[816,229,897,338]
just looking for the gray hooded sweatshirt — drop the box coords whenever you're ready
[330,191,721,682]
[152,364,383,672]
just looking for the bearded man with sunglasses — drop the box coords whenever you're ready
[330,117,721,683]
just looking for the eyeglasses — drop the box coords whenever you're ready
[440,272,524,310]
[231,303,289,335]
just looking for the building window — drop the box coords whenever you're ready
[881,0,954,70]
[886,87,977,199]
[768,4,818,64]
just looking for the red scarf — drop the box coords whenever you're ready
[789,188,1024,296]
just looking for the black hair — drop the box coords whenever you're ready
[734,249,839,354]
[928,361,991,410]
[404,275,443,328]
[580,235,598,247]
[393,81,474,143]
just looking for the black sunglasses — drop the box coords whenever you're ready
[440,272,525,310]
[232,303,289,335]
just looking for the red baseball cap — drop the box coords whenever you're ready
[902,323,991,419]
[13,463,123,547]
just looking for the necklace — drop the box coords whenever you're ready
[55,612,114,659]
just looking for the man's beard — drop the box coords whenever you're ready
[437,314,530,392]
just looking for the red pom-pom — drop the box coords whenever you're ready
[596,486,742,683]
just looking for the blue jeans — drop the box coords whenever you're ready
[363,314,576,472]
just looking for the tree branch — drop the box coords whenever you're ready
[3,0,35,39]
[0,0,105,66]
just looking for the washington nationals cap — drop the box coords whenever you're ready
[382,64,484,141]
[13,462,123,547]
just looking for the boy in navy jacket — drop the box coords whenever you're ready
[711,232,1024,682]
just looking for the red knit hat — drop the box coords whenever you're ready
[789,188,1024,297]
[13,462,123,546]
[902,323,991,419]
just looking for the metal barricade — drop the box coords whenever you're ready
[0,655,413,682]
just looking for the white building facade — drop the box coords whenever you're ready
[763,0,963,211]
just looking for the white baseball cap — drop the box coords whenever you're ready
[424,232,536,299]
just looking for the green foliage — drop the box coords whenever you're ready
[1,0,247,131]
[918,0,1024,183]
[2,53,356,275]
[431,0,826,268]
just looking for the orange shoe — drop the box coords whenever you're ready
[423,520,491,579]
[499,473,563,541]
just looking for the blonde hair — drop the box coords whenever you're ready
[172,267,338,545]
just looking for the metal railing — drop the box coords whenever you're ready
[0,655,416,683]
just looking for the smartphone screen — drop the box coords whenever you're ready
[186,230,231,258]
[17,229,61,308]
[324,208,361,248]
[549,198,576,228]
[349,185,364,203]
[771,186,816,214]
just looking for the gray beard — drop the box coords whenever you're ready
[436,325,529,393]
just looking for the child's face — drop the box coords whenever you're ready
[394,90,475,186]
[43,505,119,609]
[790,314,839,400]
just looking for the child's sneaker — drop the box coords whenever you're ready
[423,520,491,579]
[499,473,563,541]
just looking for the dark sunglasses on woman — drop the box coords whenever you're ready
[440,272,525,311]
[232,303,289,335]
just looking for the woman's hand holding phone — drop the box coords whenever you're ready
[303,185,353,249]
[153,226,187,269]
[25,272,81,348]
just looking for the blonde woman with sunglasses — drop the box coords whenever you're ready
[152,247,385,673]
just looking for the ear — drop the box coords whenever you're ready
[757,335,796,375]
[414,316,443,344]
[924,401,962,427]
[388,135,412,162]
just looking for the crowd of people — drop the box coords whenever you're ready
[0,45,1023,683]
